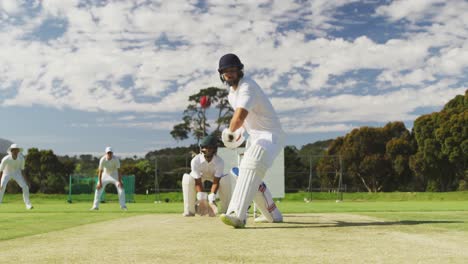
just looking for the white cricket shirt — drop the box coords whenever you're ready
[228,76,283,136]
[190,154,224,181]
[99,156,121,178]
[0,154,25,175]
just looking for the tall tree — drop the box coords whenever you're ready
[316,137,348,190]
[297,140,334,191]
[171,87,233,142]
[284,146,308,191]
[410,90,467,191]
[317,122,413,192]
[24,148,75,193]
[120,158,155,194]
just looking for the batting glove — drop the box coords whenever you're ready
[221,128,245,149]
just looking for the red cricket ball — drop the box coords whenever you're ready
[200,96,211,108]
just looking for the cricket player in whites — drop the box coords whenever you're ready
[0,144,33,210]
[90,147,127,211]
[182,135,232,217]
[218,53,284,228]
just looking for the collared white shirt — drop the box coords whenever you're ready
[228,76,283,136]
[190,154,224,181]
[0,154,25,175]
[99,155,120,178]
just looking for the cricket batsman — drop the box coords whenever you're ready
[0,144,33,210]
[182,135,232,217]
[90,147,127,211]
[218,53,284,228]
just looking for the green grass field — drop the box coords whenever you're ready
[1,193,467,263]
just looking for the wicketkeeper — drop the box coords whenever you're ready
[218,53,285,228]
[0,144,33,210]
[182,135,232,217]
[90,147,127,211]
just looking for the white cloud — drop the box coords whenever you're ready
[69,119,177,131]
[0,0,23,15]
[427,46,468,76]
[377,68,436,87]
[0,0,467,138]
[376,0,445,22]
[275,82,465,133]
[118,115,137,121]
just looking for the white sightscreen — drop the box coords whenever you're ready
[217,147,285,198]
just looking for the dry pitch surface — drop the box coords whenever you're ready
[1,213,467,264]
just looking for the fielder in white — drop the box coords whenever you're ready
[182,135,232,217]
[0,144,33,210]
[90,147,127,211]
[218,53,285,228]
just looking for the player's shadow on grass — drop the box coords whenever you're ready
[246,220,464,229]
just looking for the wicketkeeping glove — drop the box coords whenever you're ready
[196,192,208,201]
[208,193,216,204]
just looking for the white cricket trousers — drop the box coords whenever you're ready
[0,172,32,207]
[92,175,126,208]
[246,132,285,168]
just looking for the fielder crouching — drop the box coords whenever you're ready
[218,53,284,228]
[182,135,232,217]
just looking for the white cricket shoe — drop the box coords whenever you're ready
[121,206,128,211]
[89,207,99,211]
[26,204,34,210]
[182,212,195,217]
[220,213,246,228]
[254,214,283,223]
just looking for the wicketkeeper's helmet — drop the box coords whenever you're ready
[200,135,218,148]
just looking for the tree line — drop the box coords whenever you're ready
[1,90,465,194]
[311,90,466,192]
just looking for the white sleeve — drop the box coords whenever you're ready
[235,83,254,112]
[0,158,6,172]
[116,158,121,169]
[21,156,25,170]
[189,156,201,179]
[214,157,225,178]
[98,157,104,170]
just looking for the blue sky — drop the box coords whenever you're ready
[0,0,466,157]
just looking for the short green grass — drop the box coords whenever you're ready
[1,193,467,241]
[4,191,468,203]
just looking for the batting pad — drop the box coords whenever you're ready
[182,173,196,215]
[253,182,281,222]
[217,175,232,214]
[226,144,267,220]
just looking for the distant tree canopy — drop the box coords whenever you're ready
[410,90,467,191]
[314,90,467,193]
[23,148,75,194]
[317,122,415,192]
[170,87,233,142]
